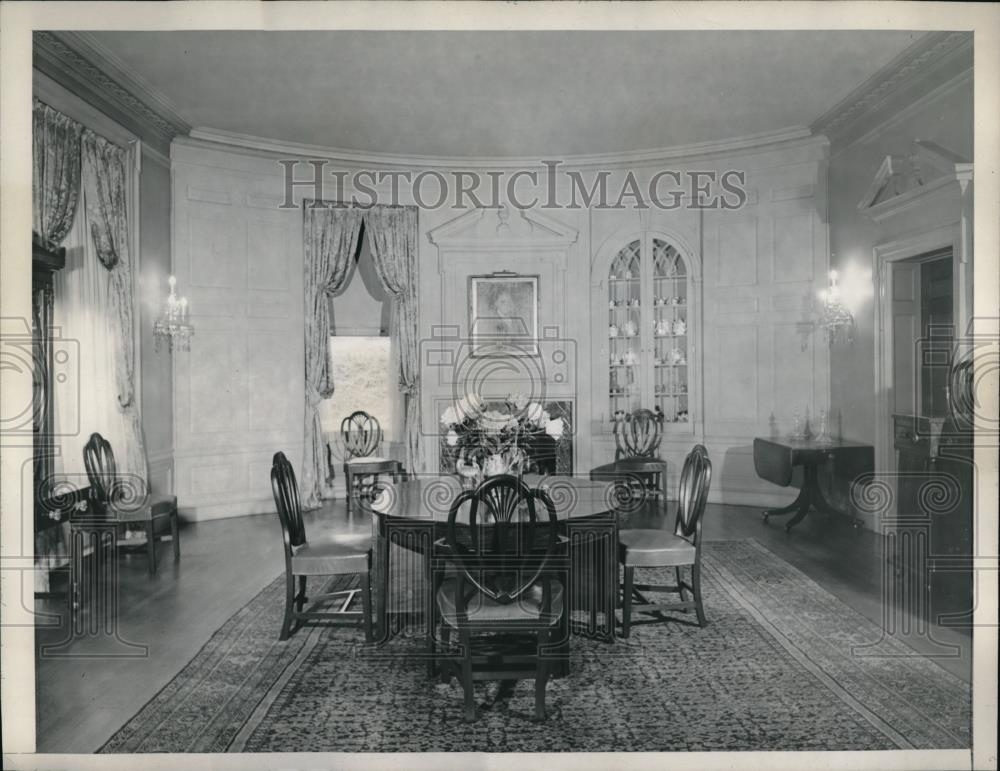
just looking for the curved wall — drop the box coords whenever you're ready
[170,132,832,519]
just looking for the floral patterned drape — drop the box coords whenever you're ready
[364,205,420,475]
[32,98,82,246]
[81,131,147,488]
[302,202,365,509]
[83,134,130,395]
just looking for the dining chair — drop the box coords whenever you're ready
[340,410,403,515]
[617,444,712,636]
[589,408,667,505]
[271,451,373,641]
[83,432,179,575]
[430,474,568,722]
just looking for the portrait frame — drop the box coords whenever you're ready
[468,274,539,357]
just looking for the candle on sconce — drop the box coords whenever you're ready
[153,274,194,352]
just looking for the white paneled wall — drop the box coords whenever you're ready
[172,146,304,519]
[701,154,831,505]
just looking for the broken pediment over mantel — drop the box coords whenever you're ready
[857,140,972,223]
[427,206,579,249]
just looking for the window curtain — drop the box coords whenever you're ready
[364,205,420,475]
[80,132,146,488]
[32,99,82,246]
[52,195,144,484]
[302,203,365,509]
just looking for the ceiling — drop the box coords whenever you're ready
[85,30,922,158]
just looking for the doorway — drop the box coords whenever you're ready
[889,248,954,427]
[873,225,965,481]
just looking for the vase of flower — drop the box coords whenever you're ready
[442,392,565,483]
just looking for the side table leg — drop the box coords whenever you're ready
[762,485,810,524]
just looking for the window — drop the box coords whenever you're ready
[319,336,397,444]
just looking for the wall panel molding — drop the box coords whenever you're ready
[172,148,304,520]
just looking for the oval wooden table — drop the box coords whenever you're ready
[360,474,630,645]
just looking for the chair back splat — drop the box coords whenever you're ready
[614,408,663,460]
[271,451,307,549]
[83,432,119,505]
[674,444,712,539]
[341,410,382,459]
[445,475,559,607]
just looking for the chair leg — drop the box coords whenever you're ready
[675,566,687,603]
[692,561,707,627]
[535,629,550,721]
[171,511,180,562]
[146,520,157,575]
[345,468,354,515]
[296,575,307,614]
[460,630,475,722]
[280,572,296,641]
[622,564,634,638]
[361,572,373,643]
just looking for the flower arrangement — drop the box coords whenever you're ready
[441,392,565,483]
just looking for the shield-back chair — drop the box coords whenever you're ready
[618,444,712,636]
[431,474,568,722]
[339,411,402,515]
[271,451,373,641]
[83,432,179,575]
[589,408,667,505]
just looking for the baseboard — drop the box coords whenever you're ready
[711,488,797,510]
[180,498,275,522]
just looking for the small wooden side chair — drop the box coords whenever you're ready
[83,432,179,575]
[618,444,712,636]
[340,410,402,515]
[590,408,667,505]
[271,451,373,641]
[430,475,568,722]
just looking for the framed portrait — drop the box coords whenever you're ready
[469,274,539,356]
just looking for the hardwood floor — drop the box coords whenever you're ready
[34,496,972,753]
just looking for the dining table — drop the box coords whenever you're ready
[361,474,634,648]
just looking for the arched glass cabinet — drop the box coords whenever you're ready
[603,233,698,433]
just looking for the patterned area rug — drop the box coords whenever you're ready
[99,540,970,753]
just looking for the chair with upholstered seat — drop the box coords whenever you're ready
[340,411,402,515]
[618,444,712,636]
[589,408,667,506]
[430,474,568,722]
[83,432,179,575]
[271,451,373,641]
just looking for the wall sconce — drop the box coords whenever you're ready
[152,275,194,352]
[817,269,855,346]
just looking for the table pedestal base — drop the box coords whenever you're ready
[761,464,861,532]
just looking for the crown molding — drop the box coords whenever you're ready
[33,31,190,157]
[811,31,973,154]
[186,124,819,172]
[61,32,193,134]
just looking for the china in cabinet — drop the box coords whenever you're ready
[600,233,699,433]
